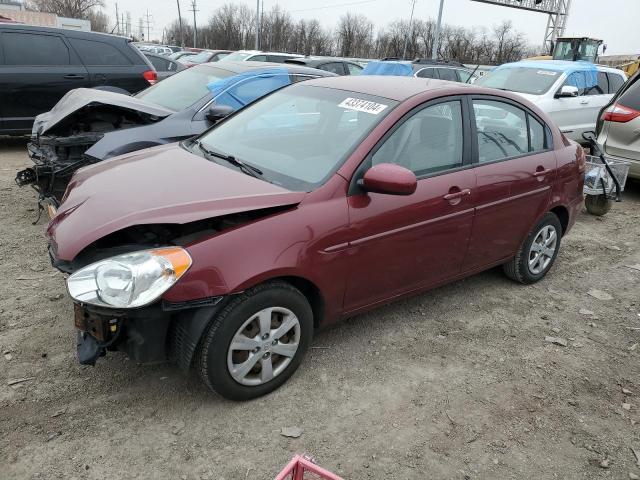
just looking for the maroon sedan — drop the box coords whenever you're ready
[47,76,585,400]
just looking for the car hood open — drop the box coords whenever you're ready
[32,88,175,136]
[47,143,306,261]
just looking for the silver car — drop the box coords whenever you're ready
[596,70,640,181]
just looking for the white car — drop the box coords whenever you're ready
[476,60,627,144]
[220,50,303,63]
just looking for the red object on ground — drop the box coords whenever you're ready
[275,455,343,480]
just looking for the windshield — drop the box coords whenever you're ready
[476,67,561,95]
[221,52,253,62]
[135,65,233,111]
[194,84,397,191]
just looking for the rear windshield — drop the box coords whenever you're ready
[135,65,233,111]
[184,51,213,64]
[476,67,561,95]
[195,84,398,191]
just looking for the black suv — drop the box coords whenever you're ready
[0,24,156,135]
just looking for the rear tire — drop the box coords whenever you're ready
[585,194,612,216]
[503,212,562,284]
[196,281,313,401]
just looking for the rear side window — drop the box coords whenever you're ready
[438,68,459,82]
[619,79,640,110]
[70,39,131,65]
[473,99,528,163]
[319,62,346,75]
[250,55,268,62]
[372,100,464,176]
[608,73,625,94]
[416,68,437,79]
[147,55,170,71]
[3,32,69,65]
[528,115,547,152]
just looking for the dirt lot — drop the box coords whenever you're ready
[1,137,640,480]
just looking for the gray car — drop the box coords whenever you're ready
[596,70,640,181]
[17,62,336,207]
[143,53,186,81]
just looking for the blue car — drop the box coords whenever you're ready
[18,61,335,205]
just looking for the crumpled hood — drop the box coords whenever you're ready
[32,88,174,136]
[47,143,306,261]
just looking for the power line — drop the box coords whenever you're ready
[290,0,378,13]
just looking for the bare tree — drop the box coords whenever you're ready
[27,0,105,19]
[87,9,109,33]
[336,13,373,58]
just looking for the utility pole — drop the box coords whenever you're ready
[115,2,120,35]
[431,0,445,60]
[402,0,416,60]
[189,0,198,48]
[144,10,152,43]
[254,0,261,50]
[176,0,185,47]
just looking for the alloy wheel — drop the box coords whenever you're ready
[528,225,557,275]
[227,307,301,386]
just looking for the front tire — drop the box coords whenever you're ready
[196,281,313,401]
[503,212,562,284]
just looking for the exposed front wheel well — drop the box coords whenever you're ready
[550,206,569,236]
[263,276,325,329]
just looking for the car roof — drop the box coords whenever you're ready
[0,23,129,42]
[196,61,337,77]
[301,75,472,101]
[285,57,359,66]
[499,59,624,75]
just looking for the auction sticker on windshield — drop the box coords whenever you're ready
[339,97,388,115]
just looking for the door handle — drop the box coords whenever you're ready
[443,188,471,200]
[64,74,85,80]
[533,168,550,177]
[580,99,589,105]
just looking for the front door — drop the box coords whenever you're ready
[0,30,90,133]
[344,99,476,312]
[463,97,557,271]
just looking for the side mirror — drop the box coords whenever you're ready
[556,85,579,98]
[206,104,234,122]
[359,163,417,196]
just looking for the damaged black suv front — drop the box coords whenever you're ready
[16,88,173,213]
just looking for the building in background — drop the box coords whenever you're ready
[0,0,90,30]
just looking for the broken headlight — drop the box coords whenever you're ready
[67,247,192,308]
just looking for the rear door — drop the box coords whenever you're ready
[345,98,476,311]
[0,29,90,133]
[463,96,556,271]
[68,38,145,93]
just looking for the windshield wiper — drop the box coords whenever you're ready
[194,140,263,179]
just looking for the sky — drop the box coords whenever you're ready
[104,0,639,55]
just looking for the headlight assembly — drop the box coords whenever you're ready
[67,247,192,308]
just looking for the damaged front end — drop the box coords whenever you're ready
[16,88,172,216]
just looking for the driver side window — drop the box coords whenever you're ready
[371,101,464,177]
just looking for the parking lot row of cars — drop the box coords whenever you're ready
[3,21,638,400]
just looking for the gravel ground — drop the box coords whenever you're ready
[1,137,640,480]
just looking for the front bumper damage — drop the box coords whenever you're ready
[73,298,225,369]
[16,134,103,213]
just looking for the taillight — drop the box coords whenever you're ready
[601,102,640,123]
[143,70,157,85]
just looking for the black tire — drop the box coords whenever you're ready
[585,194,612,216]
[196,281,313,401]
[503,212,563,284]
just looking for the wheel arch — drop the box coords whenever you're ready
[549,204,569,236]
